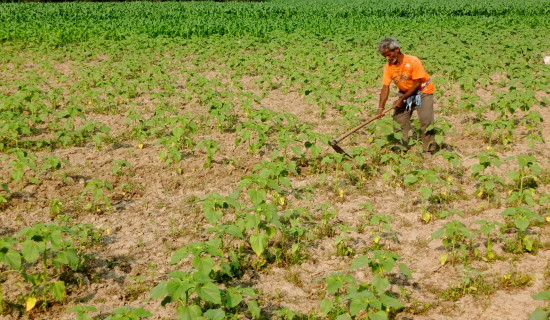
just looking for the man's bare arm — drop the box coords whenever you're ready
[400,78,422,101]
[377,84,390,115]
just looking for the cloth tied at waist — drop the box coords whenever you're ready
[403,77,431,113]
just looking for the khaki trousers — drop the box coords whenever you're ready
[393,93,436,152]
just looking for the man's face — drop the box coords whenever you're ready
[382,48,399,65]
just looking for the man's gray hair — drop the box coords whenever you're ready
[377,37,400,54]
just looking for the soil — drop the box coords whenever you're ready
[1,40,550,320]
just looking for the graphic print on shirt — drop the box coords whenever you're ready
[391,63,412,86]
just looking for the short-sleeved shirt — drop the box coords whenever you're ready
[382,54,434,94]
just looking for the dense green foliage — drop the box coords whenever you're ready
[1,0,550,43]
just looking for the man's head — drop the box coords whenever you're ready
[378,37,401,65]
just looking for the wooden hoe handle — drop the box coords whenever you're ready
[331,105,396,145]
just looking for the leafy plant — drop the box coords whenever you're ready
[500,206,543,253]
[319,252,411,319]
[506,154,541,206]
[1,223,101,311]
[431,217,476,265]
[111,160,133,177]
[471,150,504,201]
[195,139,221,169]
[474,219,503,261]
[530,290,550,320]
[81,180,114,212]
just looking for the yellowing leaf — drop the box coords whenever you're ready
[440,254,448,265]
[26,297,37,311]
[278,197,285,205]
[339,189,344,198]
[546,216,550,223]
[422,212,431,223]
[138,143,143,149]
[105,228,111,235]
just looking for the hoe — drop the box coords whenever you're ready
[330,105,396,157]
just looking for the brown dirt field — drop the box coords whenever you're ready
[1,42,550,320]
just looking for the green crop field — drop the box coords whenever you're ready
[1,0,550,319]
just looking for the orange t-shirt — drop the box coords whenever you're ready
[382,54,434,94]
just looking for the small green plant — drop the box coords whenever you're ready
[195,139,221,169]
[501,206,543,253]
[499,271,534,289]
[148,267,258,320]
[49,198,64,219]
[319,252,411,319]
[313,204,337,238]
[431,213,476,265]
[92,124,111,150]
[1,223,101,311]
[440,266,492,301]
[506,154,541,206]
[111,160,133,177]
[474,219,503,261]
[81,180,114,212]
[530,290,550,320]
[67,305,98,320]
[403,169,444,223]
[106,306,153,320]
[68,305,152,320]
[333,235,355,257]
[471,149,504,201]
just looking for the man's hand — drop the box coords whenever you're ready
[392,98,404,108]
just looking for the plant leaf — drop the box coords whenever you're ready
[320,298,333,315]
[249,232,268,257]
[21,240,40,262]
[50,280,66,301]
[529,308,550,320]
[196,282,221,305]
[204,308,225,320]
[177,305,203,320]
[349,255,370,270]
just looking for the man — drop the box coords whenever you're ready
[376,37,436,154]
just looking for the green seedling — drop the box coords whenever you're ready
[67,305,98,320]
[403,169,444,223]
[530,290,550,320]
[474,220,503,261]
[149,266,257,320]
[92,124,111,150]
[501,206,543,253]
[471,150,504,201]
[440,266,491,301]
[506,154,541,206]
[111,160,133,176]
[81,180,113,212]
[521,110,545,149]
[333,235,354,257]
[1,223,101,311]
[319,252,411,319]
[106,306,153,320]
[195,139,221,169]
[49,198,64,219]
[431,216,476,265]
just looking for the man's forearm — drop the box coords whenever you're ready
[401,80,421,100]
[379,86,389,109]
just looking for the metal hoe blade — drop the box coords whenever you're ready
[330,139,352,158]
